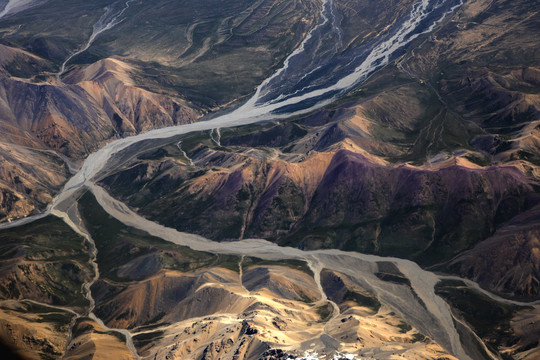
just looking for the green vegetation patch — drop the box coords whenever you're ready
[242,257,313,277]
[396,321,412,333]
[343,290,381,313]
[0,217,88,262]
[0,217,92,307]
[133,330,165,349]
[316,302,334,322]
[435,280,528,350]
[375,262,412,287]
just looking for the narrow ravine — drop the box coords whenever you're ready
[238,255,247,293]
[52,200,140,359]
[210,128,221,146]
[176,140,195,167]
[307,258,341,319]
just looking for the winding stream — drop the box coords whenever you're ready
[0,0,42,19]
[56,0,136,79]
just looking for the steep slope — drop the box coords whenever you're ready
[0,300,75,360]
[0,0,539,358]
[395,0,540,164]
[0,217,92,308]
[0,0,320,107]
[64,318,135,360]
[435,280,540,360]
[0,217,91,359]
[0,54,200,158]
[442,202,540,300]
[287,150,533,263]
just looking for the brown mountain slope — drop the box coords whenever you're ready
[0,55,201,158]
[0,52,201,221]
[63,58,201,136]
[64,318,135,360]
[0,0,320,223]
[395,0,540,164]
[74,193,458,360]
[0,217,92,309]
[0,300,75,360]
